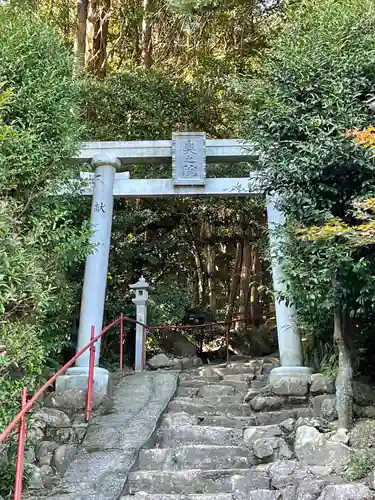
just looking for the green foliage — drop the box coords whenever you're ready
[241,0,375,368]
[149,285,191,325]
[82,70,231,141]
[0,7,90,433]
[346,450,375,481]
[0,461,31,498]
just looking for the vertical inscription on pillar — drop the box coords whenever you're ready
[172,132,206,186]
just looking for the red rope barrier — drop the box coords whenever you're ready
[147,316,249,331]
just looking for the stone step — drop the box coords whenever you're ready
[162,408,313,430]
[121,492,278,500]
[197,415,257,428]
[126,469,270,495]
[138,445,254,470]
[121,495,233,500]
[221,374,252,393]
[167,398,251,416]
[178,379,219,388]
[158,425,243,447]
[162,412,257,428]
[251,380,269,389]
[198,385,237,398]
[255,408,312,426]
[197,395,244,404]
[219,380,248,393]
[176,387,200,397]
[214,364,256,377]
[178,379,249,393]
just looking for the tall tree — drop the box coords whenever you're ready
[74,0,89,74]
[241,0,375,428]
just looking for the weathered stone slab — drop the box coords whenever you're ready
[268,460,334,490]
[250,395,286,412]
[253,437,292,461]
[255,409,298,426]
[127,469,270,494]
[32,408,71,428]
[312,395,337,421]
[271,377,308,397]
[199,385,235,398]
[138,445,253,470]
[44,390,87,411]
[159,425,243,447]
[197,415,257,428]
[176,386,200,397]
[243,425,282,447]
[353,381,375,406]
[25,372,178,500]
[318,484,375,499]
[167,398,253,417]
[121,495,232,500]
[310,374,335,395]
[294,425,351,470]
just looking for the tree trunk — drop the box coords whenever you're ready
[86,0,110,77]
[205,221,216,317]
[251,245,262,326]
[141,0,152,69]
[192,245,205,306]
[225,238,244,360]
[74,0,89,74]
[333,293,353,429]
[241,238,252,327]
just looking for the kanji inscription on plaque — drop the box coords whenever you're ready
[172,132,206,186]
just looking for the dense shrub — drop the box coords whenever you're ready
[0,7,90,431]
[240,0,375,372]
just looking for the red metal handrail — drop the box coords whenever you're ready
[1,312,253,500]
[0,314,148,444]
[0,313,149,500]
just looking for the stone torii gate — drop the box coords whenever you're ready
[56,132,312,397]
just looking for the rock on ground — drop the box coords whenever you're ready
[294,425,351,470]
[32,408,71,428]
[317,483,375,499]
[148,354,174,369]
[271,377,308,397]
[310,374,335,395]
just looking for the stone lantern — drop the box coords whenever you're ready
[130,276,154,371]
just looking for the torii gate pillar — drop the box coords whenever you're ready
[267,195,312,382]
[56,153,120,401]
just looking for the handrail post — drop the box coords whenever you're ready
[14,387,27,500]
[120,313,124,374]
[86,325,96,423]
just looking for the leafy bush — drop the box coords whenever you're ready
[346,450,375,481]
[0,461,31,498]
[240,0,375,369]
[82,70,230,142]
[0,6,90,433]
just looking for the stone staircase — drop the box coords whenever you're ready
[22,357,375,500]
[121,359,351,500]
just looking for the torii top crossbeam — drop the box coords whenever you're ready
[73,133,260,197]
[76,137,258,164]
